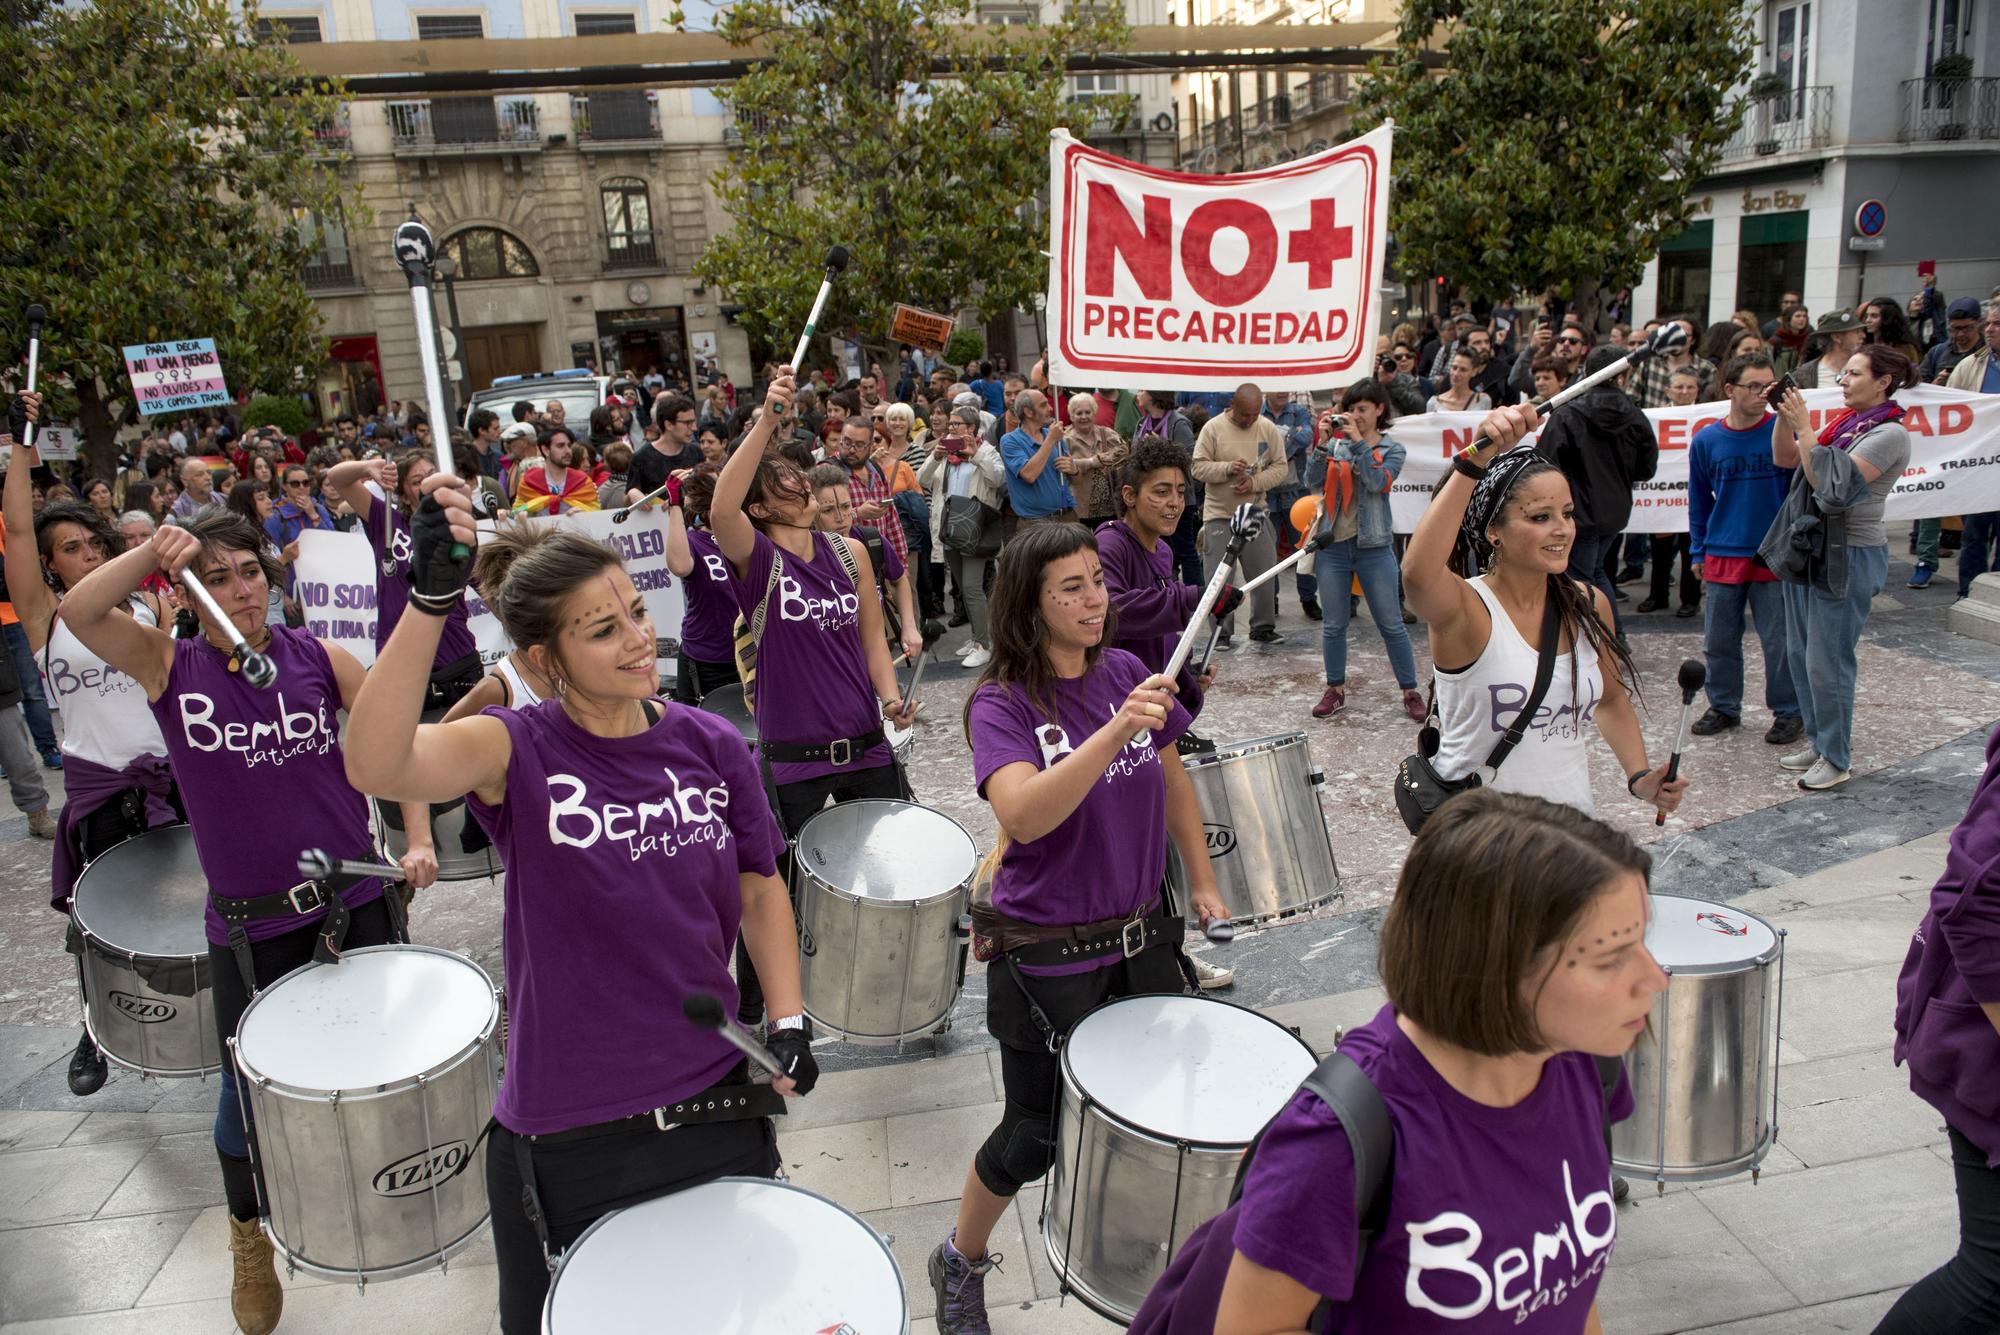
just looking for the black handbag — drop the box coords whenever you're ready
[943,493,1002,558]
[1392,593,1560,835]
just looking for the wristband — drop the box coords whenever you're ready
[406,587,464,617]
[1627,769,1650,797]
[768,1014,806,1034]
[1452,453,1490,482]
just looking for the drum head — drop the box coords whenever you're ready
[697,684,758,743]
[1645,893,1779,967]
[71,825,210,958]
[1065,995,1316,1146]
[1187,730,1309,768]
[235,946,495,1092]
[546,1178,907,1333]
[795,800,976,903]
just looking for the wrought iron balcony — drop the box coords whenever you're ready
[1900,76,2000,143]
[603,228,670,271]
[386,97,543,153]
[1716,85,1832,164]
[571,92,661,146]
[302,256,357,288]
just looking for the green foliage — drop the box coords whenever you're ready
[1355,0,1755,325]
[701,0,1131,369]
[0,0,352,473]
[243,394,312,438]
[944,328,987,369]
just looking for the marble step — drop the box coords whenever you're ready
[1946,572,2000,644]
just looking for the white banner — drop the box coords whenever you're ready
[1382,385,2000,533]
[1044,124,1393,393]
[293,510,685,677]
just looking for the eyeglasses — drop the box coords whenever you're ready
[1736,382,1776,394]
[1556,335,1586,346]
[285,478,310,488]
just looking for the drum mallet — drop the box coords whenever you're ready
[298,849,406,888]
[1455,322,1691,460]
[393,219,471,560]
[177,570,277,688]
[1657,658,1705,826]
[612,478,672,523]
[683,991,788,1081]
[786,245,850,380]
[19,303,44,455]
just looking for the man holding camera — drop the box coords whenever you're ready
[1191,384,1291,647]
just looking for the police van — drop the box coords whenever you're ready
[462,369,610,433]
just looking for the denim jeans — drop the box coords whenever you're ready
[1,620,56,756]
[1871,1124,2000,1334]
[1960,511,2000,597]
[1267,484,1319,606]
[1780,544,1888,772]
[1702,578,1799,720]
[1313,539,1418,688]
[1568,534,1624,634]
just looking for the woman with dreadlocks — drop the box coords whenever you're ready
[1401,404,1689,817]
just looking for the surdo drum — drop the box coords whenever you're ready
[232,945,501,1284]
[792,799,976,1045]
[373,705,503,882]
[1612,893,1787,1192]
[1045,994,1318,1322]
[696,682,759,750]
[543,1177,908,1333]
[1181,732,1341,924]
[69,825,221,1078]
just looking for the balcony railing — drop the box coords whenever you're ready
[1291,72,1350,116]
[1900,76,2000,143]
[310,104,351,152]
[603,228,669,271]
[387,97,542,153]
[302,255,357,288]
[571,92,661,145]
[723,108,771,144]
[1716,85,1832,164]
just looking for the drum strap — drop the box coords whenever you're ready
[210,881,353,993]
[757,725,888,766]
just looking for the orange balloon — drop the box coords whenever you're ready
[1289,494,1321,536]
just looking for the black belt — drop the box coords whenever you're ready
[528,1080,785,1144]
[212,880,350,992]
[758,726,886,767]
[1005,899,1186,969]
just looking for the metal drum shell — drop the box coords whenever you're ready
[70,825,222,1079]
[1182,732,1341,924]
[793,800,975,1045]
[1611,894,1785,1185]
[233,946,501,1283]
[372,703,503,883]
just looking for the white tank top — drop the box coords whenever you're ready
[1429,577,1602,815]
[44,597,171,770]
[492,655,544,709]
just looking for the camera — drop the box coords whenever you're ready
[1376,354,1396,375]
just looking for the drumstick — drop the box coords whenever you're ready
[297,849,405,882]
[900,651,928,719]
[683,992,787,1080]
[1658,659,1705,826]
[177,570,277,688]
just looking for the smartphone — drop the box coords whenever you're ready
[1765,373,1796,410]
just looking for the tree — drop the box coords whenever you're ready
[0,0,352,476]
[701,0,1131,374]
[1355,0,1756,333]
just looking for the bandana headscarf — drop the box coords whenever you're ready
[1459,444,1547,573]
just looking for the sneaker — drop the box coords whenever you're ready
[1311,686,1346,719]
[1907,566,1934,590]
[1191,955,1234,989]
[1213,633,1234,650]
[27,809,57,840]
[1798,757,1852,791]
[1249,627,1284,645]
[1690,709,1739,737]
[227,1214,284,1335]
[1764,716,1805,746]
[961,645,992,669]
[1402,688,1427,723]
[1301,598,1322,621]
[1401,604,1416,625]
[1616,565,1645,585]
[1636,597,1665,614]
[40,750,61,770]
[1779,746,1819,772]
[954,639,979,658]
[67,1028,107,1097]
[1676,603,1700,618]
[929,1233,1000,1335]
[1612,586,1629,602]
[948,610,970,628]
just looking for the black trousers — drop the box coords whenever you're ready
[1872,1124,2000,1333]
[670,652,741,705]
[1648,534,1702,609]
[487,1113,779,1335]
[733,760,907,1024]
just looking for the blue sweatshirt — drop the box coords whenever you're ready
[1687,413,1792,563]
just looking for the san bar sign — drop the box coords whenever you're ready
[1044,123,1394,392]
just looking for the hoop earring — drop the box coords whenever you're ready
[550,674,568,700]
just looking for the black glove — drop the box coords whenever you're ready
[7,394,28,442]
[766,1027,818,1096]
[1211,583,1244,620]
[407,494,472,616]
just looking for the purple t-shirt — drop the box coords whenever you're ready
[1185,1007,1632,1332]
[1095,520,1205,716]
[360,486,477,671]
[729,528,891,786]
[148,627,382,946]
[969,648,1189,971]
[465,698,785,1136]
[680,527,739,662]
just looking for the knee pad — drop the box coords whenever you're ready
[975,1099,1055,1196]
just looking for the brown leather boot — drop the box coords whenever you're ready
[227,1214,283,1335]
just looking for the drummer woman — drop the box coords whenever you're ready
[4,392,182,1098]
[342,480,818,1335]
[663,463,743,704]
[1127,788,1663,1334]
[63,507,426,1335]
[928,521,1226,1335]
[708,374,917,1025]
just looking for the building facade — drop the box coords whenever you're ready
[1631,0,2000,330]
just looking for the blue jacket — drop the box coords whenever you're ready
[1687,415,1791,562]
[1263,402,1315,488]
[1303,432,1403,549]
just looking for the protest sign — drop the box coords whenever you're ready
[123,338,231,416]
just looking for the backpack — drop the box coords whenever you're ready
[729,533,863,714]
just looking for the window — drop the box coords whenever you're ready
[415,14,485,40]
[600,178,658,267]
[257,14,323,42]
[1925,0,1976,72]
[1737,212,1807,325]
[1656,219,1713,320]
[1073,73,1122,97]
[297,209,353,285]
[574,12,638,35]
[1771,2,1811,121]
[982,4,1034,23]
[439,227,539,280]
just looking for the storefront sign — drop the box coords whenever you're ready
[890,304,956,353]
[1740,187,1807,214]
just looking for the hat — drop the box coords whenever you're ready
[1948,296,1983,321]
[1815,309,1863,333]
[500,421,538,442]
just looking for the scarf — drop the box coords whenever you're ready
[1459,445,1546,572]
[1134,410,1171,441]
[1818,399,1904,451]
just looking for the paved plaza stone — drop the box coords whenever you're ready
[0,538,1991,1332]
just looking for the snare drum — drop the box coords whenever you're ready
[544,1177,908,1334]
[232,945,500,1283]
[1046,994,1317,1322]
[697,682,758,750]
[373,703,503,882]
[1182,732,1341,923]
[792,800,976,1045]
[70,825,220,1078]
[1612,893,1786,1191]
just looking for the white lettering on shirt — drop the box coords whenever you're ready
[176,690,338,769]
[1402,1157,1617,1322]
[545,767,733,862]
[777,572,858,630]
[702,551,731,585]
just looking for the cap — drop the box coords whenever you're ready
[500,421,539,442]
[1815,309,1863,333]
[1948,296,1983,320]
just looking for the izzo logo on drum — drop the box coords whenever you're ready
[371,1141,476,1198]
[1201,823,1237,859]
[109,990,176,1023]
